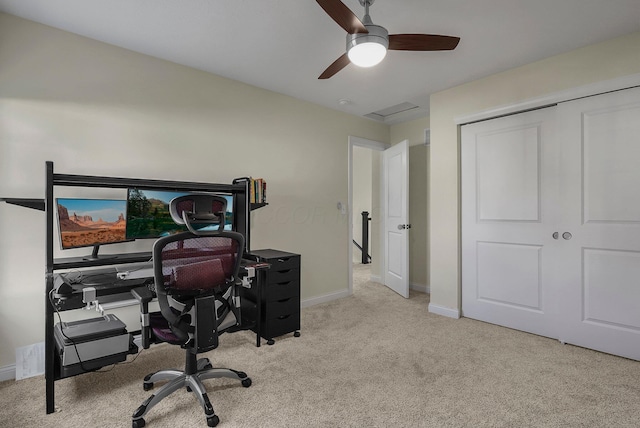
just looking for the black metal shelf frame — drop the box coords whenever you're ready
[5,161,254,414]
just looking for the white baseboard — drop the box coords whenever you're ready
[428,303,460,319]
[301,289,351,308]
[369,275,429,294]
[0,364,15,382]
[410,282,429,293]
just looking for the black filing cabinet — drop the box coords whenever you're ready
[244,249,300,345]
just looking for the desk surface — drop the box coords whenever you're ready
[54,267,153,311]
[54,258,269,311]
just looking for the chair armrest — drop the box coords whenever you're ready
[131,286,154,304]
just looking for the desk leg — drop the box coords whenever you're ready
[45,279,56,413]
[256,271,262,347]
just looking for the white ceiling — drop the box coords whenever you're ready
[1,0,639,123]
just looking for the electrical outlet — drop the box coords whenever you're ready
[15,342,45,380]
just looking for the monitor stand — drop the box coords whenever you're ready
[82,245,119,261]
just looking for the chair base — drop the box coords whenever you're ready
[132,357,251,427]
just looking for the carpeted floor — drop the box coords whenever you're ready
[1,264,639,427]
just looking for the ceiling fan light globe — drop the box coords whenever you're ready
[348,42,387,67]
[346,24,389,68]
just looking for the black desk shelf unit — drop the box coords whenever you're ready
[250,202,268,211]
[3,161,260,414]
[242,249,301,345]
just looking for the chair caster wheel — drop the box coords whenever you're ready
[143,383,153,391]
[199,357,213,370]
[207,415,220,427]
[132,418,146,428]
[294,331,301,337]
[267,339,275,345]
[241,377,252,388]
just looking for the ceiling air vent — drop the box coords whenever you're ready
[364,102,425,124]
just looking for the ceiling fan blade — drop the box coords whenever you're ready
[388,34,460,51]
[316,0,368,34]
[318,53,350,79]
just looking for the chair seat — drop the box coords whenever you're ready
[149,312,182,344]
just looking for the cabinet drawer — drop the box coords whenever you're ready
[264,312,300,339]
[262,255,299,271]
[265,278,299,301]
[266,296,299,318]
[267,267,299,287]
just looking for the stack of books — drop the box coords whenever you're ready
[250,178,266,204]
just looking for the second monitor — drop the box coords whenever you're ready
[125,189,233,240]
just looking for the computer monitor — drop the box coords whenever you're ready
[125,189,233,240]
[56,198,129,260]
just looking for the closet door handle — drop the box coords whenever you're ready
[562,232,572,240]
[552,232,559,240]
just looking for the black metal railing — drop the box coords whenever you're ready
[353,211,371,264]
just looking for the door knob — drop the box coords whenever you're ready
[397,224,411,230]
[562,232,572,240]
[552,232,559,240]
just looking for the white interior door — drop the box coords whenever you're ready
[461,108,560,338]
[383,140,409,298]
[556,87,640,360]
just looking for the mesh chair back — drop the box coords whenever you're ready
[157,234,241,294]
[152,230,245,349]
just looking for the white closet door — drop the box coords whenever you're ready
[461,108,560,338]
[556,87,640,360]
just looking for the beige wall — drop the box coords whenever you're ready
[390,117,429,148]
[390,117,430,289]
[429,31,640,314]
[0,13,390,368]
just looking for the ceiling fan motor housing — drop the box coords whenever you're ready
[346,24,389,55]
[347,23,388,46]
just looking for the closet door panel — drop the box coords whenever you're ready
[583,103,640,223]
[476,126,541,221]
[557,86,640,360]
[583,248,640,330]
[462,108,559,338]
[476,242,543,310]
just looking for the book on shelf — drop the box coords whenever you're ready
[249,178,267,204]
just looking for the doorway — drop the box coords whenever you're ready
[348,136,387,296]
[348,136,430,297]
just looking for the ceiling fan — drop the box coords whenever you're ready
[316,0,460,79]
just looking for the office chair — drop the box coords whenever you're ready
[131,194,251,428]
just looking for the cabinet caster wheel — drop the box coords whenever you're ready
[294,331,301,337]
[132,418,146,428]
[143,383,153,391]
[241,377,252,388]
[267,339,275,345]
[207,415,220,427]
